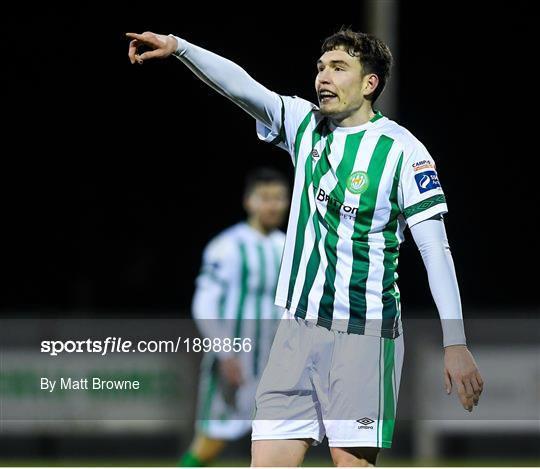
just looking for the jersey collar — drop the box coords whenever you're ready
[328,110,386,134]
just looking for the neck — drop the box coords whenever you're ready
[248,217,271,235]
[330,103,375,127]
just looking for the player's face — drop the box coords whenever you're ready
[315,48,369,119]
[245,183,289,230]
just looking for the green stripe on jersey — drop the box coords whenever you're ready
[294,127,334,317]
[294,110,314,166]
[381,153,403,335]
[348,135,395,334]
[218,287,227,320]
[234,242,248,337]
[286,120,328,313]
[371,110,384,123]
[317,131,366,328]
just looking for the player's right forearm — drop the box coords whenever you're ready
[171,36,279,127]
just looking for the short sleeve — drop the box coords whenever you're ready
[256,95,317,164]
[192,236,238,323]
[399,141,448,227]
[197,237,238,288]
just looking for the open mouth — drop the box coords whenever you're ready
[319,90,338,104]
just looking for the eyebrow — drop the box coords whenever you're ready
[317,59,350,67]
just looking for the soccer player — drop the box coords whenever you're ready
[180,168,289,467]
[127,28,484,467]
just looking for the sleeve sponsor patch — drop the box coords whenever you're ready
[412,159,436,172]
[414,170,441,193]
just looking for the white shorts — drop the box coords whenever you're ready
[252,311,404,448]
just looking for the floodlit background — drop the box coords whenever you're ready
[1,0,538,466]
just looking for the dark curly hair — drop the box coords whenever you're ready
[321,28,392,103]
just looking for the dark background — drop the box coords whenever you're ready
[2,1,536,315]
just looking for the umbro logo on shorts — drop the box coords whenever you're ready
[356,417,375,425]
[356,417,375,429]
[311,149,320,159]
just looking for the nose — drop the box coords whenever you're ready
[317,65,333,84]
[317,68,331,84]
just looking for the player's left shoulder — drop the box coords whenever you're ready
[375,118,417,150]
[382,119,437,167]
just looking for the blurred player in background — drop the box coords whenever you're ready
[127,29,483,467]
[179,168,289,467]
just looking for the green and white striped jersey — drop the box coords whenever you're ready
[192,222,286,375]
[257,96,448,339]
[194,222,285,323]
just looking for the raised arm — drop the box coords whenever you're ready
[126,32,280,127]
[410,217,484,412]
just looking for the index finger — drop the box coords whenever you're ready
[126,32,143,40]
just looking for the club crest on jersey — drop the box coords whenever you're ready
[346,171,369,195]
[414,170,441,193]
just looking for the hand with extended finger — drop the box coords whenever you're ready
[126,31,178,64]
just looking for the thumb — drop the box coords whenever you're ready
[138,49,165,62]
[444,369,452,394]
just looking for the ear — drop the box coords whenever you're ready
[244,194,258,215]
[363,73,380,98]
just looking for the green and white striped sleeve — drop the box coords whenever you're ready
[192,236,239,336]
[256,95,317,164]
